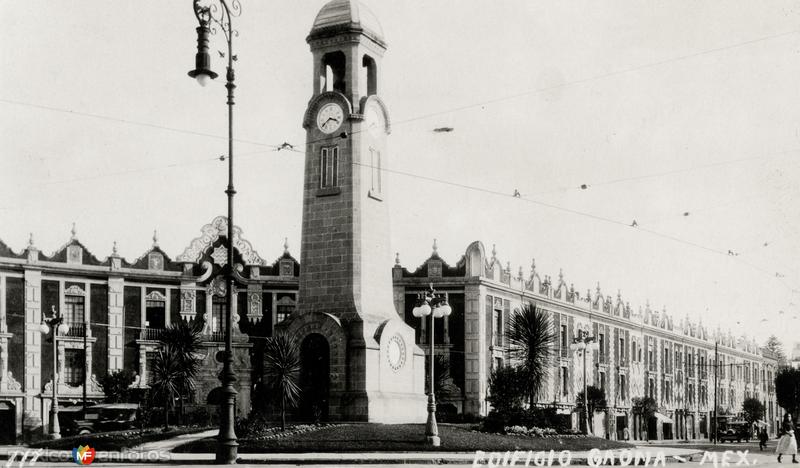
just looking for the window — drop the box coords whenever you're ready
[369,147,381,195]
[494,357,503,370]
[648,379,655,398]
[64,349,85,386]
[320,146,339,188]
[145,299,166,329]
[561,367,569,396]
[620,337,626,364]
[211,296,226,333]
[688,383,694,405]
[599,333,605,360]
[276,295,296,324]
[561,325,568,348]
[493,309,503,346]
[619,374,626,400]
[64,295,85,324]
[599,372,606,391]
[631,342,636,362]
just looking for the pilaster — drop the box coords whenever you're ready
[179,282,196,323]
[107,277,124,371]
[463,285,486,416]
[22,269,43,423]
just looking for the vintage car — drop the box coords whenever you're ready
[61,403,139,436]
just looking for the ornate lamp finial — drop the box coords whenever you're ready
[395,252,401,266]
[432,238,438,256]
[70,222,77,240]
[152,230,159,247]
[283,237,290,255]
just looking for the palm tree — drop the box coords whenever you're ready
[263,335,302,431]
[149,344,183,430]
[505,302,555,408]
[152,321,203,428]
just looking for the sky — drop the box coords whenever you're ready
[1,1,799,354]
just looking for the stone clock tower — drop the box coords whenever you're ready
[278,0,426,423]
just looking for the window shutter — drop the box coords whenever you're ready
[604,325,610,364]
[485,295,493,346]
[613,328,619,367]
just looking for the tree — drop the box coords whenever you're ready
[263,335,302,431]
[99,369,136,403]
[741,397,765,427]
[575,385,607,420]
[150,321,203,429]
[486,365,528,414]
[765,335,787,366]
[160,321,203,424]
[149,344,183,430]
[632,396,658,441]
[505,303,555,408]
[775,367,800,422]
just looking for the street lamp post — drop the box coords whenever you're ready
[571,330,598,435]
[41,306,69,439]
[187,0,241,463]
[412,284,452,447]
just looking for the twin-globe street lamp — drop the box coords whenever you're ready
[188,0,241,463]
[412,285,452,446]
[570,330,598,435]
[40,306,70,439]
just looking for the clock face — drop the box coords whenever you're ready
[317,103,344,134]
[365,106,383,137]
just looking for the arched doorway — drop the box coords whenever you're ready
[299,333,330,421]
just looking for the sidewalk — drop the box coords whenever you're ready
[0,445,703,464]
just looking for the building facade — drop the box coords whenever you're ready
[391,241,782,441]
[0,228,781,443]
[0,218,299,443]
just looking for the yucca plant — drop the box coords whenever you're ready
[149,344,183,430]
[263,335,302,431]
[505,303,555,408]
[155,321,203,427]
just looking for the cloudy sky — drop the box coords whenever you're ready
[1,1,799,352]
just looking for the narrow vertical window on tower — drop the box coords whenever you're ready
[369,147,381,196]
[320,146,339,189]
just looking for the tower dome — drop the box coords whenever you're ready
[308,0,385,45]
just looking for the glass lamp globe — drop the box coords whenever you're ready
[57,323,70,335]
[196,74,213,87]
[39,323,50,335]
[439,303,452,317]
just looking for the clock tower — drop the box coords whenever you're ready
[278,0,425,422]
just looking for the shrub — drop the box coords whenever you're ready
[234,412,274,438]
[486,366,528,413]
[481,407,571,435]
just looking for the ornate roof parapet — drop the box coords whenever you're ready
[176,216,265,266]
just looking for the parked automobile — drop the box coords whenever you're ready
[717,422,750,443]
[61,403,139,436]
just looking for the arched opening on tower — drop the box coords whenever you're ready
[299,333,330,421]
[362,54,377,96]
[321,51,346,94]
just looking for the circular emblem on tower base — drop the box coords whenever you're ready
[387,334,406,372]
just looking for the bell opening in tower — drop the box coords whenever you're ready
[321,51,346,94]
